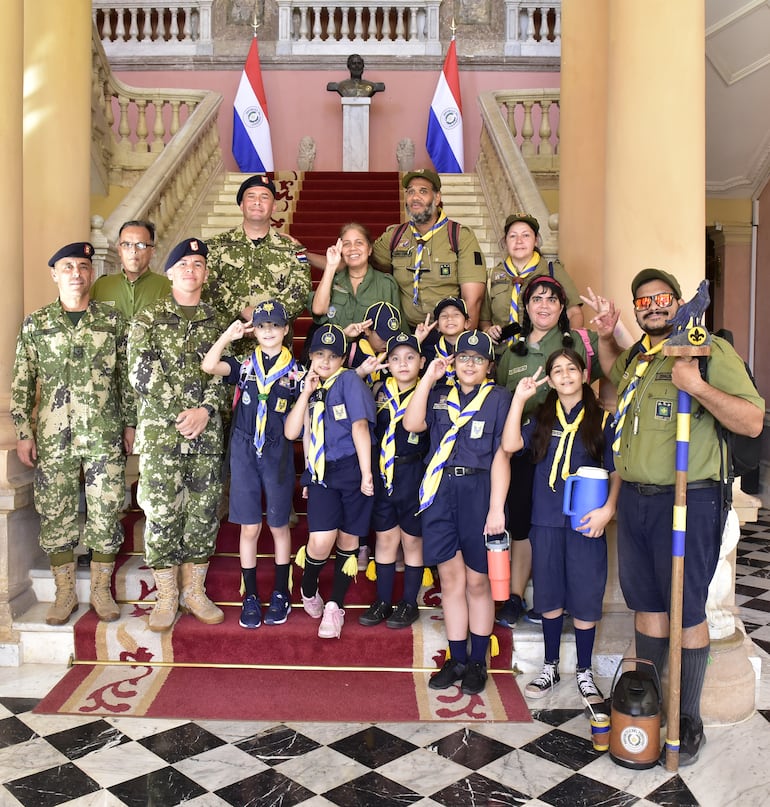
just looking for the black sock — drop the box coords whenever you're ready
[301,553,326,599]
[273,563,290,595]
[469,632,489,664]
[574,626,596,671]
[634,630,669,679]
[402,565,423,605]
[330,547,356,606]
[542,614,564,663]
[449,639,468,664]
[241,567,257,598]
[375,562,396,604]
[680,645,709,724]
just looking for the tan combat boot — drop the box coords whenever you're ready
[148,567,179,632]
[179,562,224,624]
[46,562,78,625]
[89,561,119,622]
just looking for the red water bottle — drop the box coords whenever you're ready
[485,531,511,601]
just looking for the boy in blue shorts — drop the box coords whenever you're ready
[404,330,512,694]
[201,300,301,628]
[284,324,376,639]
[360,333,428,629]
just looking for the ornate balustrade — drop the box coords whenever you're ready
[275,1,442,56]
[93,1,213,56]
[90,29,223,275]
[504,1,561,57]
[476,89,560,257]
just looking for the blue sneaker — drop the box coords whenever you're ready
[263,590,291,625]
[239,595,262,629]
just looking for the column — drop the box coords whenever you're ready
[23,0,93,314]
[341,98,372,171]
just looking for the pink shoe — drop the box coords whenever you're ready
[318,601,345,638]
[302,591,324,619]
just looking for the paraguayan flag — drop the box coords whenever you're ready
[232,36,274,172]
[426,37,464,173]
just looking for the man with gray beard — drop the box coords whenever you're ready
[371,169,486,330]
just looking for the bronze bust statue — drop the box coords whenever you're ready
[327,54,385,98]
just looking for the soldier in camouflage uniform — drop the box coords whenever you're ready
[11,242,135,626]
[204,174,311,354]
[128,237,226,632]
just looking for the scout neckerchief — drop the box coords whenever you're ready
[503,253,541,327]
[379,377,417,495]
[435,336,456,384]
[308,367,345,484]
[418,381,495,512]
[612,335,666,455]
[356,337,382,384]
[251,347,297,457]
[548,400,585,490]
[410,210,449,305]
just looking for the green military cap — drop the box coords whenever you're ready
[631,268,682,299]
[402,169,441,191]
[503,213,540,236]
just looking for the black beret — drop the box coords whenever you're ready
[48,242,94,267]
[165,238,208,270]
[236,174,277,204]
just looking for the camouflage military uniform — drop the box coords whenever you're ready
[128,296,226,569]
[204,225,311,353]
[11,300,133,555]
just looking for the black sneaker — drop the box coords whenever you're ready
[525,608,543,624]
[386,601,419,629]
[358,599,393,627]
[659,714,706,767]
[428,659,466,690]
[461,661,488,695]
[495,594,524,628]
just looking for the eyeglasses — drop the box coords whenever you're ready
[633,292,674,311]
[455,354,488,365]
[118,241,154,251]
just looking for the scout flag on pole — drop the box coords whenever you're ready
[426,35,464,173]
[232,35,274,172]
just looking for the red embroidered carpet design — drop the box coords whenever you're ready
[36,511,530,723]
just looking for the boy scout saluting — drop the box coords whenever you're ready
[11,242,135,625]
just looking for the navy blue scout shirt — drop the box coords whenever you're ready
[521,402,615,529]
[374,384,430,460]
[425,382,512,469]
[308,369,376,462]
[223,353,301,444]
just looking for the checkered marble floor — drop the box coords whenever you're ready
[1,513,770,807]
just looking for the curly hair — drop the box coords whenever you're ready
[510,277,573,356]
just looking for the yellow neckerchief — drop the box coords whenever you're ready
[503,252,541,326]
[356,337,382,384]
[251,347,296,456]
[548,400,585,491]
[418,381,495,512]
[308,367,345,483]
[379,377,417,495]
[435,335,456,383]
[612,335,666,455]
[409,210,449,305]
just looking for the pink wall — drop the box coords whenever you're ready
[755,185,770,401]
[115,68,560,173]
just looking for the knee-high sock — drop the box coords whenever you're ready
[241,567,257,599]
[301,553,326,599]
[635,630,669,678]
[402,565,423,605]
[574,626,596,670]
[330,547,357,606]
[375,562,396,604]
[680,645,709,723]
[542,615,564,664]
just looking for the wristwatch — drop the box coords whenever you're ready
[201,404,216,418]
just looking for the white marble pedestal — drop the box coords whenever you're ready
[341,97,371,171]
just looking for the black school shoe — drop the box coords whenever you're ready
[461,661,488,695]
[386,601,419,629]
[658,714,706,767]
[358,599,393,626]
[429,659,466,690]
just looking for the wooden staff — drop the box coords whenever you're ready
[663,323,710,773]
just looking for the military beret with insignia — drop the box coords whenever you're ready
[402,168,441,191]
[309,323,347,357]
[236,174,277,204]
[48,242,94,267]
[364,301,402,341]
[385,332,419,358]
[455,329,494,361]
[165,238,209,270]
[252,299,288,327]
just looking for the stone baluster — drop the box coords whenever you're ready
[128,6,139,42]
[170,100,182,136]
[312,6,322,41]
[136,98,149,151]
[181,6,192,40]
[117,95,130,143]
[115,7,126,41]
[539,100,553,156]
[152,99,166,153]
[170,7,180,41]
[409,6,419,40]
[520,99,535,157]
[339,6,350,41]
[523,6,536,44]
[353,6,364,42]
[104,83,115,130]
[555,101,560,154]
[395,7,406,41]
[298,6,310,41]
[552,6,561,45]
[506,100,518,140]
[100,8,111,41]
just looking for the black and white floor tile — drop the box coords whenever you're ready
[1,513,769,806]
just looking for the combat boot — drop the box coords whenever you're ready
[46,562,78,625]
[179,562,224,624]
[148,567,179,632]
[89,561,119,622]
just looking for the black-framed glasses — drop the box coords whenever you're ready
[633,292,674,311]
[118,241,154,251]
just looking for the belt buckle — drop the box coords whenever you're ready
[454,467,466,477]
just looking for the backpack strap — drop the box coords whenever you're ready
[575,328,594,378]
[388,222,411,256]
[390,220,462,257]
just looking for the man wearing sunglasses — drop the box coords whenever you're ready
[595,267,764,766]
[92,220,171,321]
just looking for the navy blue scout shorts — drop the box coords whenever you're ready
[372,458,424,537]
[617,483,721,629]
[307,454,374,536]
[229,429,294,527]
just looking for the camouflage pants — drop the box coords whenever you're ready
[138,450,223,569]
[34,452,126,555]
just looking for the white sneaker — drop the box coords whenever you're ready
[525,661,560,699]
[318,601,345,638]
[576,667,604,705]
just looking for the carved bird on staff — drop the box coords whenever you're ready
[668,279,710,332]
[665,278,711,352]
